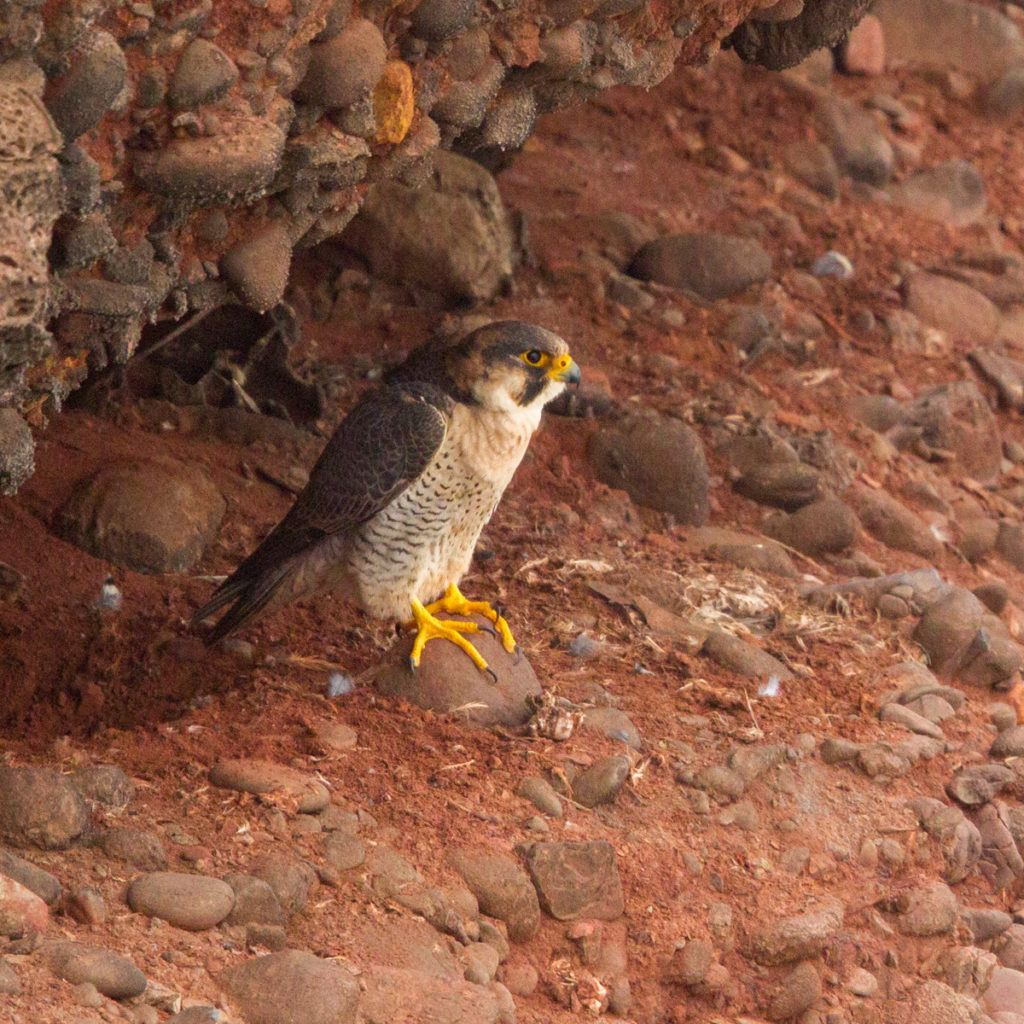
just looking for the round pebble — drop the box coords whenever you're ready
[127,872,235,931]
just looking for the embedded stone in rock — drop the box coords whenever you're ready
[127,872,235,931]
[847,484,941,559]
[947,763,1015,805]
[58,458,225,574]
[0,874,48,936]
[768,960,821,1021]
[208,759,329,813]
[168,39,239,110]
[896,880,958,936]
[0,766,89,850]
[745,900,844,965]
[762,496,857,556]
[373,61,415,145]
[101,827,168,871]
[0,409,34,496]
[815,93,893,186]
[45,30,126,141]
[572,755,631,808]
[223,873,287,927]
[903,272,999,344]
[220,950,360,1024]
[299,19,387,108]
[133,117,286,205]
[782,139,840,200]
[628,232,772,301]
[447,848,540,943]
[731,462,821,511]
[373,615,540,726]
[220,222,293,312]
[42,940,147,1000]
[0,849,60,905]
[525,841,623,921]
[992,725,1024,758]
[587,413,708,524]
[890,160,987,227]
[340,150,514,304]
[581,707,641,749]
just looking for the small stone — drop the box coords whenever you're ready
[525,841,624,921]
[64,887,106,927]
[572,756,630,808]
[0,874,48,936]
[702,631,794,684]
[782,140,840,199]
[992,726,1024,758]
[208,759,329,813]
[168,39,238,110]
[373,61,415,145]
[693,765,746,803]
[842,13,885,74]
[847,484,941,559]
[879,703,944,739]
[780,847,810,875]
[220,222,293,313]
[463,942,500,984]
[516,777,563,819]
[847,966,879,997]
[0,958,19,995]
[250,854,317,915]
[948,763,1015,806]
[816,93,894,186]
[499,958,538,996]
[997,924,1024,970]
[985,65,1024,118]
[220,950,359,1024]
[411,0,476,41]
[762,496,858,556]
[897,880,958,936]
[820,737,861,764]
[981,966,1024,1016]
[299,19,387,108]
[768,960,821,1021]
[323,833,366,871]
[904,271,999,343]
[0,409,34,496]
[745,901,844,965]
[732,462,821,511]
[72,980,104,1007]
[43,940,147,999]
[720,800,759,830]
[101,827,168,870]
[667,939,713,986]
[447,848,540,943]
[45,30,127,141]
[127,872,235,931]
[72,765,135,810]
[0,766,89,850]
[890,160,987,228]
[629,232,772,301]
[581,707,642,748]
[224,874,286,927]
[0,850,60,905]
[962,907,1012,943]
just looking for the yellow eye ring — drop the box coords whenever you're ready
[522,349,545,366]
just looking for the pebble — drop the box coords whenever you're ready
[903,271,999,343]
[517,776,563,819]
[45,30,127,141]
[693,764,746,803]
[842,13,886,74]
[127,872,235,931]
[963,907,1013,943]
[299,19,387,108]
[820,737,861,764]
[223,874,286,927]
[0,766,89,850]
[628,231,772,301]
[0,849,60,905]
[880,702,944,739]
[0,957,20,995]
[911,588,985,679]
[220,221,294,313]
[948,763,1015,805]
[701,631,793,685]
[811,250,854,279]
[323,832,366,871]
[896,880,958,935]
[587,412,709,525]
[985,65,1024,119]
[732,462,822,511]
[447,848,540,943]
[102,827,168,870]
[208,759,329,813]
[498,958,538,996]
[168,39,238,110]
[847,484,941,559]
[762,496,858,556]
[220,950,359,1023]
[250,854,317,914]
[668,938,713,986]
[992,725,1024,758]
[781,847,810,875]
[782,139,840,199]
[525,840,623,921]
[890,160,987,227]
[463,941,500,984]
[815,93,894,186]
[43,940,147,999]
[581,707,642,748]
[411,0,476,40]
[0,873,48,936]
[768,960,821,1020]
[64,886,107,927]
[745,900,844,965]
[572,755,630,808]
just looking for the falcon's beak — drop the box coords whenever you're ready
[550,354,581,385]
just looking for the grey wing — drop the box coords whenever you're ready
[193,385,450,641]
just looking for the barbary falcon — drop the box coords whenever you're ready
[192,320,580,675]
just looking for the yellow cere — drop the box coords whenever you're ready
[549,353,574,376]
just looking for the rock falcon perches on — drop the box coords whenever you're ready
[192,320,581,675]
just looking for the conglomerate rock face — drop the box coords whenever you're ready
[0,0,848,487]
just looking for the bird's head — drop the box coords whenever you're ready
[447,321,581,414]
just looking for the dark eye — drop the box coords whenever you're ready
[525,349,542,365]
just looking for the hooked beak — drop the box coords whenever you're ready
[550,354,581,385]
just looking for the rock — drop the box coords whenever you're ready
[374,614,540,726]
[982,967,1024,1016]
[628,232,772,300]
[587,412,709,525]
[702,631,794,683]
[732,462,821,511]
[992,726,1024,758]
[64,886,106,926]
[911,797,982,884]
[0,849,60,905]
[359,964,504,1024]
[0,766,89,850]
[72,765,135,810]
[841,13,885,75]
[903,272,999,343]
[45,30,127,141]
[208,759,329,813]
[165,1009,223,1024]
[0,409,34,496]
[897,881,958,936]
[689,527,798,577]
[846,393,903,432]
[693,764,747,803]
[250,854,317,915]
[948,764,1015,805]
[323,833,366,871]
[516,777,563,819]
[411,0,476,41]
[0,874,48,936]
[985,65,1024,119]
[960,517,1000,563]
[42,940,147,1000]
[666,939,713,986]
[168,39,238,110]
[970,350,1024,413]
[820,737,861,764]
[463,942,500,984]
[782,140,841,199]
[299,19,387,108]
[133,116,286,205]
[477,83,538,153]
[880,703,944,739]
[847,966,879,997]
[745,900,844,965]
[762,496,858,556]
[101,828,168,871]
[857,743,912,779]
[127,872,235,931]
[220,950,359,1024]
[0,958,19,995]
[912,588,985,680]
[525,841,623,921]
[373,60,416,145]
[847,484,941,559]
[912,979,975,1024]
[963,908,1013,944]
[996,521,1024,573]
[997,924,1024,969]
[341,150,514,304]
[224,874,286,927]
[58,458,225,574]
[499,958,538,996]
[890,160,987,228]
[768,960,821,1021]
[220,221,293,313]
[447,848,540,943]
[572,755,630,807]
[974,802,1024,889]
[815,93,893,186]
[431,58,505,131]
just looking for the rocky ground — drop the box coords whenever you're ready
[9,3,1024,1023]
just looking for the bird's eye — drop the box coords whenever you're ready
[523,349,544,366]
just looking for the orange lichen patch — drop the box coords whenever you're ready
[372,60,415,145]
[1008,683,1024,724]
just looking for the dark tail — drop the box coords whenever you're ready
[191,567,290,645]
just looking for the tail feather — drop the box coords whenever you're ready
[192,562,294,646]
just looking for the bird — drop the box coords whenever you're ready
[192,320,581,676]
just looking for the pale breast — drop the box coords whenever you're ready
[348,403,537,619]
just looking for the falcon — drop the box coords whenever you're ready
[192,320,580,676]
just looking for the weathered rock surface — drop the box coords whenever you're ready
[127,872,235,931]
[525,841,624,921]
[447,848,540,943]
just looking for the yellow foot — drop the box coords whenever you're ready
[424,583,518,656]
[408,596,496,680]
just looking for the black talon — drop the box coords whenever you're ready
[408,656,418,673]
[478,622,497,638]
[512,643,522,665]
[485,666,498,684]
